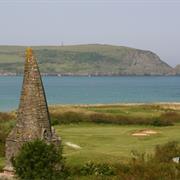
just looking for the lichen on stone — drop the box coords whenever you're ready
[25,48,33,61]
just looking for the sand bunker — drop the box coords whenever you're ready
[132,129,158,137]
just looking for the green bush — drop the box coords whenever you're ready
[50,111,87,125]
[0,121,15,156]
[160,112,180,123]
[154,141,180,163]
[80,161,114,176]
[0,112,15,122]
[0,112,16,157]
[151,118,173,126]
[50,110,174,127]
[113,141,180,180]
[12,139,67,180]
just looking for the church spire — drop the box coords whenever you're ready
[4,48,60,172]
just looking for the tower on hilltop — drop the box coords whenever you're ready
[4,48,61,172]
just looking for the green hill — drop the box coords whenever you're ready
[0,44,174,75]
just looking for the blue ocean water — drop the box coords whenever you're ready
[0,76,180,111]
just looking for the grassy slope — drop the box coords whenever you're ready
[0,44,172,75]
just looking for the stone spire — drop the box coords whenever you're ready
[4,48,60,172]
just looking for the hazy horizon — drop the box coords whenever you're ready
[0,0,180,67]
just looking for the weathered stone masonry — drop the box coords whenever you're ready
[4,48,61,171]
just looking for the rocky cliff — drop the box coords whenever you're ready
[175,65,180,75]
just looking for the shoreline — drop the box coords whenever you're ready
[0,74,180,77]
[50,102,180,106]
[49,102,180,110]
[2,102,180,113]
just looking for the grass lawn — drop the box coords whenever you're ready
[55,122,180,166]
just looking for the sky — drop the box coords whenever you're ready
[0,0,180,67]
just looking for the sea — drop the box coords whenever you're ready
[0,76,180,111]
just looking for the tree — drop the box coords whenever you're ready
[12,139,65,180]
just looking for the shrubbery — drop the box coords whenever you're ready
[80,161,114,176]
[160,112,180,123]
[0,121,15,156]
[51,111,175,126]
[51,111,87,125]
[154,141,180,163]
[113,141,180,180]
[12,139,67,180]
[0,112,15,122]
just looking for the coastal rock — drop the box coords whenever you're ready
[175,65,180,75]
